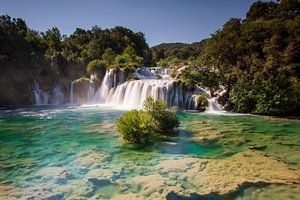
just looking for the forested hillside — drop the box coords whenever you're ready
[150,40,206,66]
[0,15,151,106]
[180,0,300,115]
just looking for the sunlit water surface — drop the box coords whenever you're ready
[0,105,299,199]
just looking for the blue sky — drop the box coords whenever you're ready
[0,0,262,46]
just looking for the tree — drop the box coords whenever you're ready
[102,48,115,67]
[87,59,107,74]
[143,97,179,132]
[43,27,62,49]
[179,66,219,92]
[113,45,143,70]
[116,109,158,144]
[116,97,180,144]
[246,1,278,21]
[199,0,300,115]
[278,0,300,19]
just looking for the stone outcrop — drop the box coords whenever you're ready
[157,150,300,197]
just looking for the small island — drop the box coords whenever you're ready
[0,0,300,199]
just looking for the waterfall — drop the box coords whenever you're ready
[33,80,49,105]
[93,69,114,102]
[87,84,94,102]
[52,85,64,105]
[135,68,156,79]
[208,97,223,112]
[70,82,74,104]
[106,80,196,109]
[93,69,127,103]
[68,67,225,111]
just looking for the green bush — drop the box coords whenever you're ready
[143,97,179,132]
[116,97,180,144]
[116,110,158,144]
[87,59,107,74]
[195,94,208,111]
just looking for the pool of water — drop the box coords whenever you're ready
[0,106,299,199]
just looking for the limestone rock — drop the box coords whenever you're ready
[157,157,198,172]
[36,167,71,181]
[85,168,114,181]
[158,150,300,196]
[111,193,145,200]
[73,151,109,168]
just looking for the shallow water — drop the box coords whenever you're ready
[0,106,299,199]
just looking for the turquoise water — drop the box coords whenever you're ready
[0,106,299,199]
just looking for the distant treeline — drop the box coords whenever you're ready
[150,41,206,66]
[0,15,152,80]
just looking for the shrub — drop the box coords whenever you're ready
[87,59,107,74]
[73,77,90,84]
[116,97,180,144]
[116,110,158,144]
[127,75,140,82]
[195,94,208,111]
[143,97,179,132]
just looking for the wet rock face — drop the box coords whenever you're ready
[0,68,37,106]
[90,70,106,85]
[72,78,94,104]
[0,66,62,106]
[216,90,229,107]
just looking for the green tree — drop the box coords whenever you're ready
[43,27,62,49]
[113,45,143,70]
[143,97,179,132]
[116,110,158,144]
[87,59,107,74]
[200,0,300,115]
[102,48,115,67]
[179,66,219,92]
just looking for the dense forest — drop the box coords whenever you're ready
[0,0,299,116]
[179,0,300,116]
[150,41,206,67]
[0,15,152,105]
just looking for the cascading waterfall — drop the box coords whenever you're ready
[70,82,74,104]
[87,84,94,102]
[150,67,171,80]
[208,97,223,112]
[93,69,126,103]
[33,80,49,105]
[52,85,64,105]
[93,69,114,102]
[32,67,225,111]
[106,79,197,109]
[34,81,65,105]
[68,67,225,111]
[135,68,156,79]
